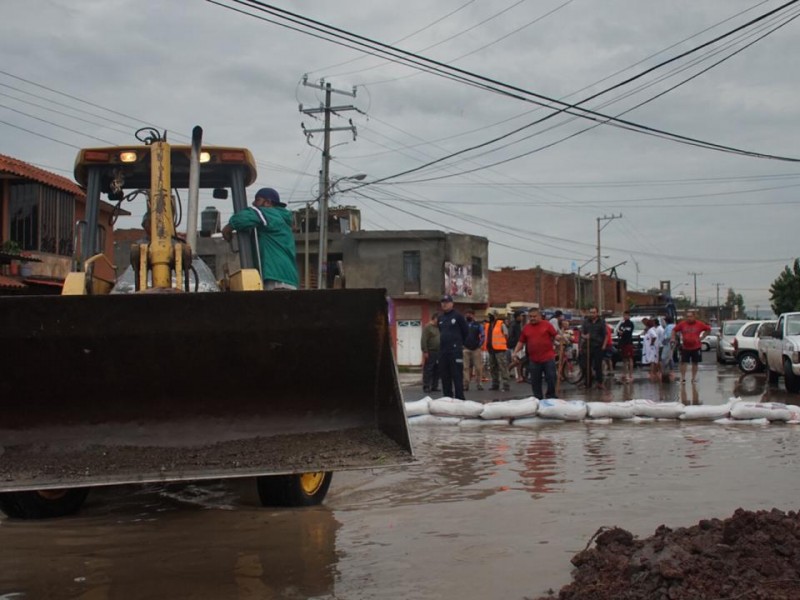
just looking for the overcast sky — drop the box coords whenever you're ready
[2,0,799,314]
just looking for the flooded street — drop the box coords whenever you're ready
[2,358,799,599]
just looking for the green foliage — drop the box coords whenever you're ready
[770,258,800,315]
[724,288,745,316]
[1,239,21,254]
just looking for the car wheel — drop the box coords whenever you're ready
[737,352,761,374]
[701,342,710,352]
[784,359,800,393]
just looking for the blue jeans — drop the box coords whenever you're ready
[530,359,557,399]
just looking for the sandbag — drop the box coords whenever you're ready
[679,402,732,421]
[405,398,430,417]
[512,417,559,426]
[586,401,635,420]
[459,418,510,427]
[481,398,539,420]
[786,405,800,424]
[632,399,685,419]
[730,402,792,421]
[537,399,587,421]
[408,414,462,426]
[429,398,485,418]
[713,417,769,426]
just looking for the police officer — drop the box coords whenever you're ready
[437,295,469,399]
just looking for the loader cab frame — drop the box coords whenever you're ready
[74,144,259,271]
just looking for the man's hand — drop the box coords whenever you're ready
[222,224,233,242]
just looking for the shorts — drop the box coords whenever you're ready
[680,349,702,364]
[620,343,634,359]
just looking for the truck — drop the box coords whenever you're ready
[758,311,800,392]
[0,128,413,519]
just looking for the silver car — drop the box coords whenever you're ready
[717,320,748,364]
[701,328,719,351]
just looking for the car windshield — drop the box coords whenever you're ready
[723,321,747,335]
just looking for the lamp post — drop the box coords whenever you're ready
[316,173,366,289]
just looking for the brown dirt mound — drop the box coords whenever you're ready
[536,508,800,600]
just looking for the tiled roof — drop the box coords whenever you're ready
[0,154,84,197]
[0,275,27,290]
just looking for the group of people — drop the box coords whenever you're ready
[423,302,714,400]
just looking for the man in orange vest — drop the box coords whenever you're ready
[484,310,511,391]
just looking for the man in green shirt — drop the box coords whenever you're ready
[222,187,298,289]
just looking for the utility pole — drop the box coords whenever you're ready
[688,271,702,307]
[713,282,724,322]
[300,76,358,288]
[596,214,622,313]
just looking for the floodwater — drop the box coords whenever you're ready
[1,359,799,599]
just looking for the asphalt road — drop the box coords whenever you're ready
[1,353,797,600]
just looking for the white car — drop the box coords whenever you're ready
[734,320,777,374]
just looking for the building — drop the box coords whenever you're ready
[0,154,123,294]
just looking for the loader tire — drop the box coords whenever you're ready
[0,488,89,520]
[257,472,332,507]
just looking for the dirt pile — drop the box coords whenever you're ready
[537,508,800,600]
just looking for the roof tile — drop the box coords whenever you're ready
[0,154,84,197]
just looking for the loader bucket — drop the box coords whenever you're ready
[0,289,413,492]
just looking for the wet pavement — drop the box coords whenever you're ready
[1,354,798,599]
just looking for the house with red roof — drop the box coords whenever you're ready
[0,154,126,293]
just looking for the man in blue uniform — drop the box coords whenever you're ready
[437,295,469,399]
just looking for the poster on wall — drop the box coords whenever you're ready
[444,262,473,298]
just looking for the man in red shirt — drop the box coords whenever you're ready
[671,310,711,383]
[513,307,558,399]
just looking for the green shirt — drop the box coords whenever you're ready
[228,206,298,287]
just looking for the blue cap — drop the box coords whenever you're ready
[255,187,286,207]
[440,294,454,303]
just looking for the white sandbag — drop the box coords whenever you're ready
[679,402,732,421]
[586,401,635,419]
[786,405,800,424]
[429,397,485,418]
[408,414,462,426]
[459,417,510,427]
[481,397,539,420]
[512,417,559,426]
[404,398,430,417]
[730,401,792,421]
[713,417,769,426]
[584,417,613,425]
[627,416,655,423]
[536,399,587,421]
[631,399,685,419]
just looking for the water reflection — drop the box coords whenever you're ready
[0,483,341,599]
[680,381,700,405]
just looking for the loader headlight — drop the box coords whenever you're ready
[199,151,211,163]
[119,151,138,163]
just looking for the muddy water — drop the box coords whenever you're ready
[1,363,798,599]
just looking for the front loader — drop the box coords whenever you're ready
[0,128,413,519]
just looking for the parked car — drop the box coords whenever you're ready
[734,320,776,374]
[758,312,800,392]
[717,320,748,364]
[701,327,719,351]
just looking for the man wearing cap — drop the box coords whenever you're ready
[222,187,298,290]
[437,295,469,399]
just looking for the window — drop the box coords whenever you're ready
[9,182,75,256]
[403,250,420,293]
[471,256,482,278]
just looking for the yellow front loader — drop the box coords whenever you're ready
[0,128,412,519]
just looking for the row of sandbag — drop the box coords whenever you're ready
[405,396,800,426]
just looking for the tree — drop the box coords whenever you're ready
[770,258,800,315]
[724,288,745,318]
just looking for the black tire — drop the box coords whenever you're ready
[0,488,89,520]
[701,342,710,352]
[784,359,800,393]
[257,472,332,507]
[768,368,780,385]
[737,352,761,374]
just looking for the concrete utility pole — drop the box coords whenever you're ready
[300,76,358,288]
[596,214,622,313]
[688,271,702,307]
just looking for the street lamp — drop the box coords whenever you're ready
[316,173,366,289]
[576,256,606,310]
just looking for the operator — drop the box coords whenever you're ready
[222,187,299,290]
